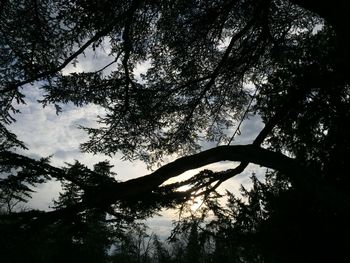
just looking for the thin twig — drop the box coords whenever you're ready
[227,86,259,145]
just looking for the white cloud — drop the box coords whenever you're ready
[6,42,267,237]
[62,38,115,75]
[10,84,265,235]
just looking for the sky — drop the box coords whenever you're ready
[7,41,266,238]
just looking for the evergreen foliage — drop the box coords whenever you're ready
[1,0,350,261]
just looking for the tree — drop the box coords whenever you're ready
[0,161,117,262]
[185,223,201,263]
[110,224,154,263]
[203,172,293,262]
[1,0,350,260]
[152,235,172,263]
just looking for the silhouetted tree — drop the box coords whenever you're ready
[185,222,201,263]
[1,0,350,261]
[152,235,172,263]
[110,224,154,263]
[0,161,118,262]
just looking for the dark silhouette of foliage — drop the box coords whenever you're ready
[152,235,172,263]
[1,0,350,261]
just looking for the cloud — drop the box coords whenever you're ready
[9,85,150,209]
[6,42,266,236]
[235,115,264,144]
[9,87,265,235]
[145,214,176,240]
[27,181,62,211]
[62,38,115,76]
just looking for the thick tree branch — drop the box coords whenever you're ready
[2,143,350,223]
[119,145,300,196]
[112,144,350,213]
[2,145,296,205]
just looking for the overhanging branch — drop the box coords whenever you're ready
[117,145,301,198]
[2,144,349,222]
[113,144,350,212]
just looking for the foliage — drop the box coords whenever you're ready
[1,0,350,261]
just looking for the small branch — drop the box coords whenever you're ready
[193,162,249,197]
[0,151,90,190]
[94,53,121,74]
[0,1,143,95]
[1,27,111,94]
[185,18,257,121]
[228,87,259,145]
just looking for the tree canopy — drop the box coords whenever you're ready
[1,0,350,261]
